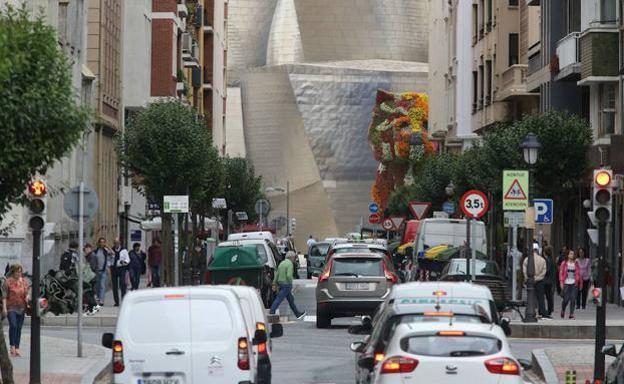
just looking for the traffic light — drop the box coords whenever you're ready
[27,179,47,231]
[592,287,603,306]
[593,169,613,223]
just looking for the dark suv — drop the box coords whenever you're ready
[306,242,330,279]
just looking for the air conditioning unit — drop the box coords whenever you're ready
[182,32,192,52]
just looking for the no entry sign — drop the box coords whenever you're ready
[460,190,489,219]
[369,213,381,224]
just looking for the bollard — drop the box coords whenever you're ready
[565,370,577,384]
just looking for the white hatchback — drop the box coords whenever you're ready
[369,322,528,384]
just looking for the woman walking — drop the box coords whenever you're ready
[576,247,591,310]
[559,249,582,319]
[2,264,30,356]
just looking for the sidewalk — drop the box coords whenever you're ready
[10,335,109,384]
[532,345,617,384]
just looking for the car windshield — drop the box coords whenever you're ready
[401,335,502,357]
[310,244,330,257]
[448,260,500,276]
[255,244,269,264]
[332,258,383,277]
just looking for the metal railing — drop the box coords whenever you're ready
[556,32,581,70]
[528,52,542,74]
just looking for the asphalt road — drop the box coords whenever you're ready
[33,277,613,384]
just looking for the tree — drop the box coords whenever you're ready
[0,5,89,218]
[119,101,223,284]
[222,157,263,225]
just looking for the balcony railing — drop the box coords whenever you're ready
[528,52,542,74]
[498,64,530,100]
[556,32,580,71]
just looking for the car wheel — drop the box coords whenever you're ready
[316,305,331,328]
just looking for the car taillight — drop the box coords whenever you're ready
[383,263,398,283]
[374,352,385,363]
[380,356,418,374]
[484,358,520,375]
[255,323,268,355]
[319,260,333,282]
[112,340,124,373]
[238,338,250,370]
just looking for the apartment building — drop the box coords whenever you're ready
[471,0,538,133]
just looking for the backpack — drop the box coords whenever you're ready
[59,251,74,273]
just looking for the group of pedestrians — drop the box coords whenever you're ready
[524,242,592,320]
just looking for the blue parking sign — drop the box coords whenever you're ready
[534,199,553,224]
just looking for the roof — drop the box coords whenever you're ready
[390,282,493,301]
[332,242,386,250]
[330,252,383,259]
[219,239,266,246]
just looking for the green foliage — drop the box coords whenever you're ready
[119,101,223,211]
[222,157,263,222]
[0,5,90,218]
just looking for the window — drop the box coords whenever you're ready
[479,0,485,38]
[485,60,492,105]
[601,0,616,22]
[600,84,616,136]
[562,0,581,34]
[401,336,502,357]
[487,0,493,30]
[509,0,518,5]
[472,4,478,44]
[472,71,478,113]
[478,65,484,109]
[332,258,383,277]
[509,33,519,66]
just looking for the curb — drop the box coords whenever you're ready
[509,323,624,339]
[531,349,559,384]
[24,315,117,328]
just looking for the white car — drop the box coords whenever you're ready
[102,286,282,384]
[367,321,527,384]
[228,231,276,243]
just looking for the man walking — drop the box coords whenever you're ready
[59,241,79,275]
[111,238,130,306]
[93,237,113,306]
[128,243,145,290]
[270,251,306,319]
[523,243,548,319]
[543,245,556,318]
[148,238,163,287]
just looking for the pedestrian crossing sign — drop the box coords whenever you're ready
[503,170,529,211]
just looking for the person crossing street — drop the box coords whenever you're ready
[270,251,306,320]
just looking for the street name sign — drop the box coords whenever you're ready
[503,170,529,211]
[534,198,554,224]
[164,195,189,213]
[460,190,489,219]
[408,201,431,220]
[212,197,227,209]
[235,211,249,221]
[503,211,525,228]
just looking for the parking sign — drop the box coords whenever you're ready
[534,199,553,224]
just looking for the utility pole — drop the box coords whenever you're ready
[286,181,290,237]
[594,220,607,382]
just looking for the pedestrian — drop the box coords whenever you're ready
[128,243,144,290]
[306,235,316,251]
[2,264,30,357]
[59,241,79,275]
[576,247,591,310]
[555,246,568,295]
[542,246,556,317]
[269,251,306,320]
[82,243,101,315]
[559,249,583,319]
[93,237,113,306]
[522,243,547,319]
[148,238,163,288]
[111,238,130,306]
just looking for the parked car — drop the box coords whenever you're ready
[306,241,331,279]
[603,343,624,384]
[316,253,397,328]
[101,286,282,384]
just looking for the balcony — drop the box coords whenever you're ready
[203,67,213,90]
[526,0,539,5]
[527,52,541,75]
[497,64,536,101]
[554,32,581,81]
[579,30,618,84]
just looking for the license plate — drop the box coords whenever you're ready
[138,378,180,384]
[345,282,369,290]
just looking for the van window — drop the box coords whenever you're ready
[127,300,190,344]
[190,299,234,342]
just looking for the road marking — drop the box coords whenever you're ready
[304,283,317,288]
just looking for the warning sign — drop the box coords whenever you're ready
[503,170,529,211]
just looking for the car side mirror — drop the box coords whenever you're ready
[350,341,366,353]
[518,358,532,370]
[253,329,268,345]
[270,323,284,338]
[602,344,618,357]
[101,333,114,349]
[357,355,375,371]
[500,317,512,337]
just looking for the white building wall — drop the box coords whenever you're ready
[427,0,451,137]
[455,0,475,147]
[212,0,227,154]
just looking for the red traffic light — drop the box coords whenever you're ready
[28,180,47,197]
[595,171,611,188]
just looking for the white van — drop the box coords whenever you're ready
[414,218,487,256]
[102,286,283,384]
[228,231,275,243]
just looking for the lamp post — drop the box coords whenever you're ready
[266,182,290,236]
[445,182,455,198]
[521,132,541,323]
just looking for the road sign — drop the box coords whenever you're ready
[212,197,227,209]
[369,213,381,224]
[64,185,99,222]
[408,201,431,220]
[390,216,405,230]
[164,195,189,213]
[503,170,529,211]
[504,211,525,228]
[534,198,554,224]
[460,190,489,219]
[255,199,270,216]
[442,201,456,215]
[369,202,379,213]
[382,218,394,230]
[235,211,249,221]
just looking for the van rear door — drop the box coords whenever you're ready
[189,289,251,384]
[121,289,192,384]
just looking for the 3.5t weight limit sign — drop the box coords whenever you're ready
[460,190,489,219]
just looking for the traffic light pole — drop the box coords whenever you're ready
[30,229,41,384]
[594,220,607,382]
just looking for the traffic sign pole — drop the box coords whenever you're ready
[594,220,607,382]
[77,181,84,358]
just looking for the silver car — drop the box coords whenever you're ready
[315,253,396,328]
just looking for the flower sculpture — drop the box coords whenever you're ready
[368,90,434,210]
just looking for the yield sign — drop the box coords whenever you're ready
[408,201,431,220]
[504,179,527,200]
[390,216,405,230]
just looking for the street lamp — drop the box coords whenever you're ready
[445,182,455,197]
[520,132,541,323]
[265,182,290,236]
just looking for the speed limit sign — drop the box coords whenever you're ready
[460,190,489,219]
[382,218,394,230]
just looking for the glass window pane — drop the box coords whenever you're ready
[332,258,383,277]
[401,336,501,357]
